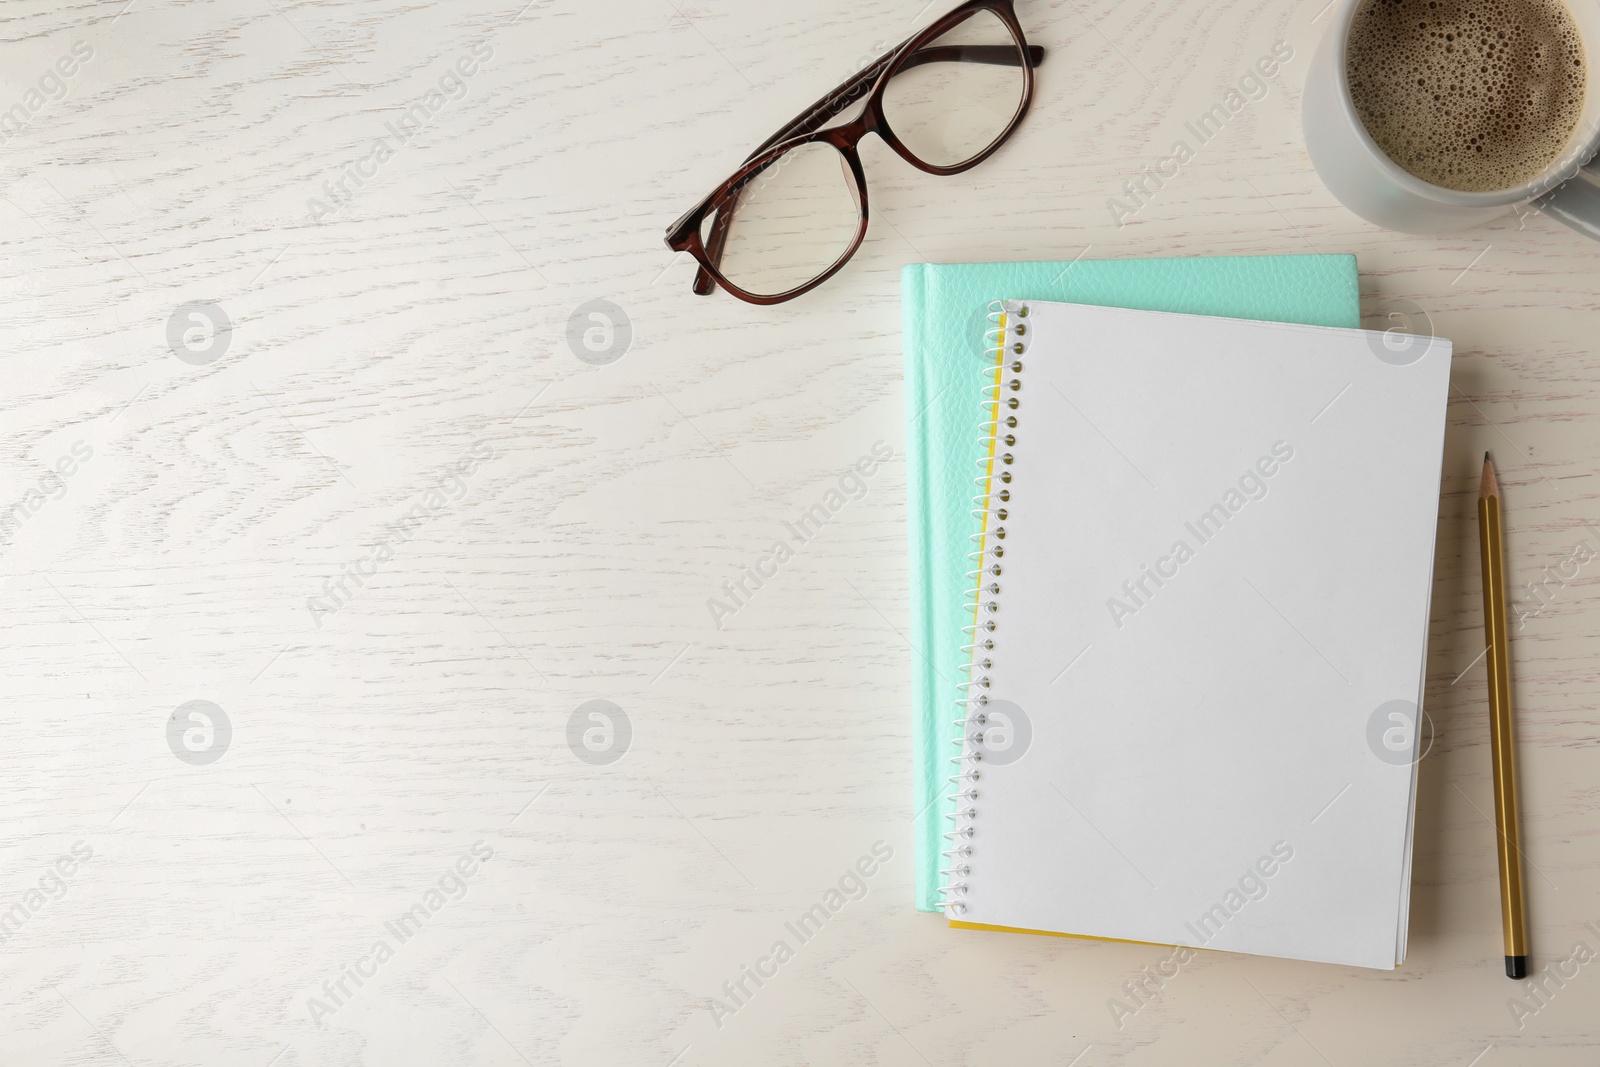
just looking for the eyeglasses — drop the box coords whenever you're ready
[664,0,1044,305]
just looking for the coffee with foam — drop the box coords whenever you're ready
[1347,0,1585,191]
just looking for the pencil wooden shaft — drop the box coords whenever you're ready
[1478,491,1527,961]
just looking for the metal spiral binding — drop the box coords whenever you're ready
[940,300,1029,917]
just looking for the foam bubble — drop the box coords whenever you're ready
[1347,0,1585,191]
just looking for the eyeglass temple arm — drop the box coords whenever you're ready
[692,42,1046,296]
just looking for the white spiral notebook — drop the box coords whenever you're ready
[942,299,1451,969]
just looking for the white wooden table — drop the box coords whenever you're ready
[3,0,1598,1063]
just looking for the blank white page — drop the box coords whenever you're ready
[954,299,1450,969]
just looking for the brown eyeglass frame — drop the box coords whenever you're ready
[664,0,1044,305]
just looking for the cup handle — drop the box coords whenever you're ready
[1535,159,1600,241]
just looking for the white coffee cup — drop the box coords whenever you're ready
[1304,0,1600,239]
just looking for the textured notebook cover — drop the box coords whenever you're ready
[904,254,1361,913]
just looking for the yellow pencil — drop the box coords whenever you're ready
[1478,452,1528,980]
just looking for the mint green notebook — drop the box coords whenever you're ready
[904,254,1361,912]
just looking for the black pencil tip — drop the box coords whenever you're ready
[1506,955,1528,979]
[1484,451,1492,464]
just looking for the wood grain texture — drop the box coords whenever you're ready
[1,0,1597,1063]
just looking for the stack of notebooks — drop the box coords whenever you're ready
[903,255,1450,969]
